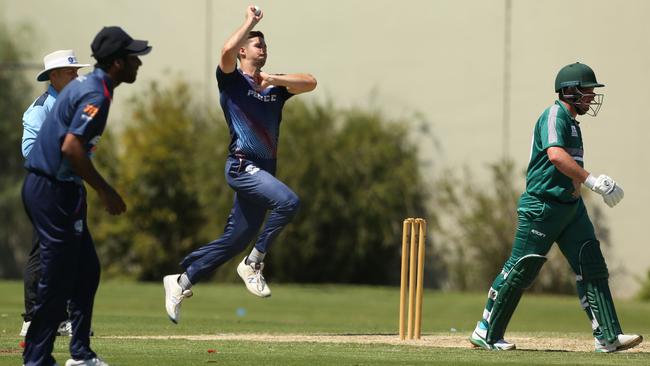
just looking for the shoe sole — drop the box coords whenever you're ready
[163,276,179,324]
[618,335,644,352]
[469,333,515,351]
[597,335,644,353]
[497,343,516,351]
[469,333,494,350]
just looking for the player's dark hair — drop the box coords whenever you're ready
[247,30,264,39]
[237,31,266,60]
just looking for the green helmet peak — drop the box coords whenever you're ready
[554,62,604,92]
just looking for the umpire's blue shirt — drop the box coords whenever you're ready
[25,68,113,182]
[21,84,58,158]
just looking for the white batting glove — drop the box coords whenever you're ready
[584,174,624,207]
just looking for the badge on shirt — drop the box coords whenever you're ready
[82,104,100,123]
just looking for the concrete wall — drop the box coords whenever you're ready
[2,0,648,296]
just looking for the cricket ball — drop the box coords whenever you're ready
[254,5,261,16]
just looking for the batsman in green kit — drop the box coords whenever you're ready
[469,62,643,352]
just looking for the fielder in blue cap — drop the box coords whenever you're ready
[22,26,150,366]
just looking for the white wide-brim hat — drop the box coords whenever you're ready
[36,49,90,82]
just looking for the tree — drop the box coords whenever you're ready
[267,102,433,284]
[90,80,437,285]
[0,23,34,278]
[88,81,231,280]
[433,161,521,291]
[638,269,650,301]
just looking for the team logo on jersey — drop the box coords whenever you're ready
[571,125,578,137]
[74,219,83,233]
[81,104,100,123]
[247,89,278,102]
[531,229,546,238]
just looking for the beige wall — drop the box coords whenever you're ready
[2,0,648,296]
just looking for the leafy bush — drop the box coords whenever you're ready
[638,270,650,301]
[0,24,34,277]
[91,81,434,285]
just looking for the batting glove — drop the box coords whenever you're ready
[584,174,624,207]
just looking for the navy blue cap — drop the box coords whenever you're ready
[91,26,151,61]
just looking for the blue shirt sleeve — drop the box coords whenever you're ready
[216,65,239,92]
[68,91,110,142]
[22,105,48,158]
[275,85,293,102]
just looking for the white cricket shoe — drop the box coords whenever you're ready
[595,334,643,353]
[20,321,30,336]
[469,321,516,350]
[237,257,271,298]
[57,320,73,336]
[65,356,110,366]
[163,274,193,324]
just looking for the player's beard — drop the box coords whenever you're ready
[575,103,589,115]
[120,69,138,84]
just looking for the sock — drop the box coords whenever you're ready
[178,273,192,291]
[246,248,266,265]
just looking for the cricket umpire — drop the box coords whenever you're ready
[469,62,642,352]
[22,26,150,366]
[20,49,90,338]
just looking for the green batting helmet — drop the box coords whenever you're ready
[554,62,604,92]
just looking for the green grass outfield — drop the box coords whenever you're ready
[0,280,648,365]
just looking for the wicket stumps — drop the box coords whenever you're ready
[399,218,426,340]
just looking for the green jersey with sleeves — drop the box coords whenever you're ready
[525,100,583,203]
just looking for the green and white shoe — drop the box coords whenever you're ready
[469,321,516,351]
[595,334,643,353]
